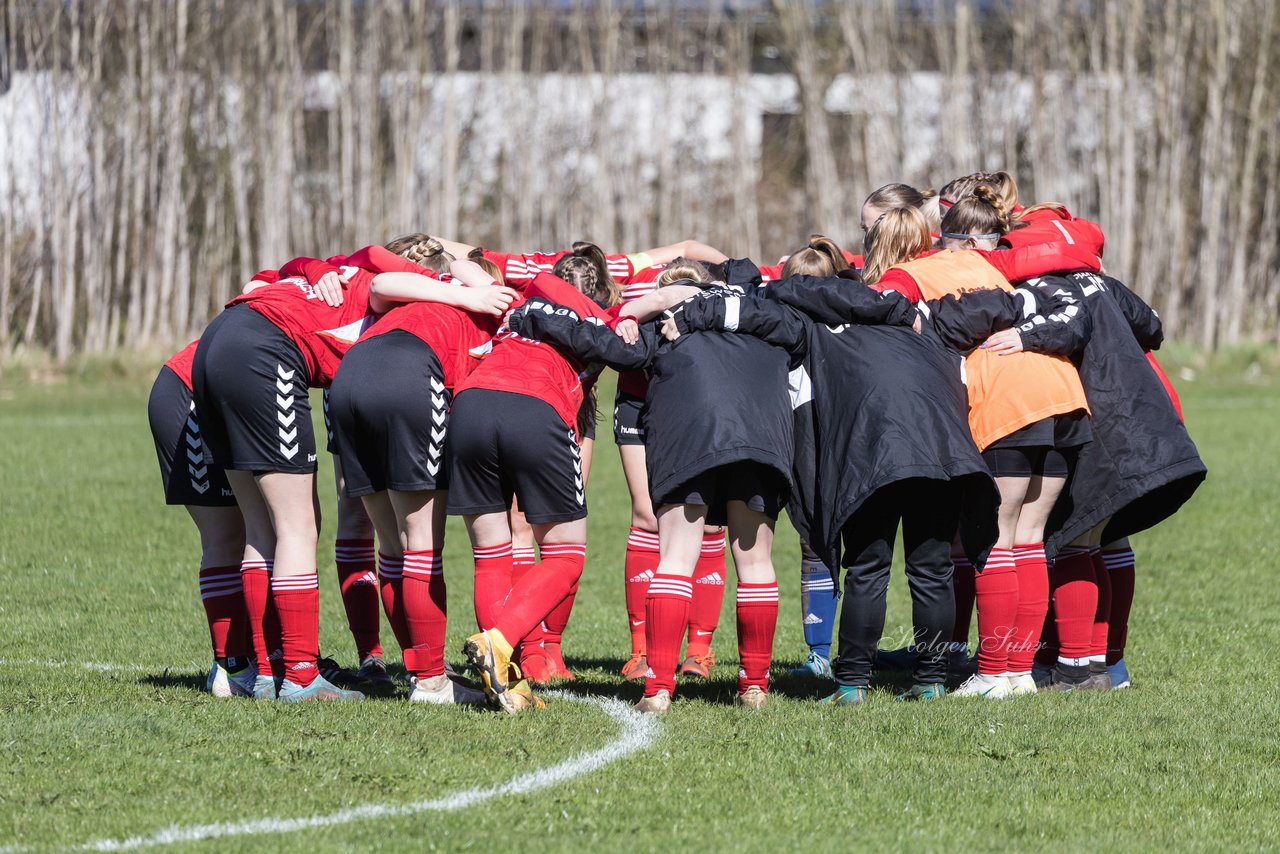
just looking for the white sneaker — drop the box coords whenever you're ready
[952,673,1011,699]
[1006,673,1038,696]
[408,673,488,706]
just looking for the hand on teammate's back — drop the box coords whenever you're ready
[314,271,345,307]
[465,285,519,316]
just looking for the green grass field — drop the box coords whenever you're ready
[2,364,1278,852]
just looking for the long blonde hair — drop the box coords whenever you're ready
[861,206,933,284]
[384,233,455,273]
[780,234,850,278]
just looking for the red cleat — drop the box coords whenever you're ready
[620,652,649,681]
[543,643,576,681]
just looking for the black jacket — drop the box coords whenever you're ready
[643,260,809,511]
[676,274,1000,571]
[1024,273,1206,555]
[510,260,808,513]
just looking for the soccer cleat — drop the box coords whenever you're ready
[620,653,649,681]
[822,685,869,706]
[951,673,1011,699]
[277,674,365,702]
[735,685,769,709]
[543,645,576,681]
[408,674,489,706]
[224,662,258,697]
[505,679,545,713]
[1107,658,1131,690]
[252,673,279,700]
[318,656,359,689]
[873,645,916,671]
[897,682,946,701]
[463,630,518,711]
[519,648,555,687]
[633,690,672,715]
[680,649,715,679]
[1084,662,1113,691]
[355,655,396,697]
[205,662,230,697]
[1006,673,1038,696]
[1032,661,1054,688]
[1038,665,1093,693]
[788,650,832,679]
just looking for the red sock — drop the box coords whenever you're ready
[510,546,547,667]
[473,543,514,631]
[1007,544,1049,673]
[542,582,577,649]
[402,549,447,680]
[493,543,585,645]
[1089,547,1111,661]
[1103,546,1136,665]
[643,574,692,696]
[199,565,248,660]
[951,554,976,645]
[240,559,273,666]
[687,532,727,657]
[974,548,1018,675]
[335,538,381,661]
[272,572,320,688]
[1051,547,1098,666]
[736,581,779,693]
[377,553,410,652]
[624,527,660,654]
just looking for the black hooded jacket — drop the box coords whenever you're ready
[1022,272,1206,555]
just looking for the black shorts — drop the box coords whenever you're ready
[988,411,1092,450]
[191,305,318,474]
[147,367,236,507]
[447,389,586,524]
[321,389,337,455]
[613,391,647,446]
[982,445,1080,478]
[658,461,787,526]
[328,332,451,497]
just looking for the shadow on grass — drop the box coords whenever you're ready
[139,670,207,692]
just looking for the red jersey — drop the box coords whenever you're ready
[164,340,200,389]
[873,245,1101,303]
[225,249,380,388]
[456,272,613,438]
[1002,206,1105,258]
[483,248,651,288]
[359,302,498,394]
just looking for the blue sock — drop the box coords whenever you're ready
[800,558,837,660]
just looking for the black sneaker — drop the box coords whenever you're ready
[355,655,397,696]
[1040,663,1092,693]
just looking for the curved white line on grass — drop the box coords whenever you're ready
[70,691,657,852]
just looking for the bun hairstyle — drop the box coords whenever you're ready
[656,257,711,287]
[384,233,455,273]
[940,183,1015,240]
[780,233,850,279]
[553,241,622,308]
[466,247,506,284]
[938,171,1019,212]
[861,205,933,284]
[863,184,941,233]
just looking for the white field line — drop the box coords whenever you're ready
[0,660,659,852]
[0,658,175,673]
